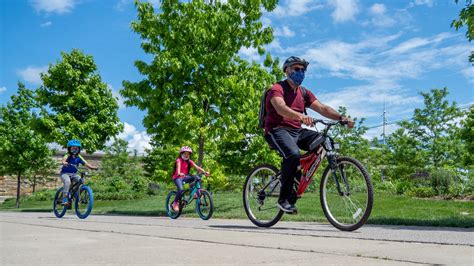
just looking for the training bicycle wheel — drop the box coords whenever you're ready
[75,186,94,219]
[196,190,214,220]
[53,187,67,218]
[165,191,182,219]
[243,164,284,227]
[320,156,373,231]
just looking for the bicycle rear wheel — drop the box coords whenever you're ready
[196,190,213,220]
[53,188,67,218]
[320,156,373,231]
[243,164,283,227]
[75,186,94,219]
[165,191,182,219]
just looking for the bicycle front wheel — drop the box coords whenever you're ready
[320,156,373,231]
[53,187,67,218]
[75,186,94,219]
[196,190,213,220]
[243,164,283,227]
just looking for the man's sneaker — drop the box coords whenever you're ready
[277,200,297,213]
[171,202,180,212]
[61,198,70,207]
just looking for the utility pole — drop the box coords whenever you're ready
[381,100,387,181]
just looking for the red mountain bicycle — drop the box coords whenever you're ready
[243,120,373,231]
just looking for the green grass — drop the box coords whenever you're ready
[1,191,473,227]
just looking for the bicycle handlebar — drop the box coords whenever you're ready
[312,119,348,126]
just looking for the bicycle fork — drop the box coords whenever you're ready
[329,156,351,196]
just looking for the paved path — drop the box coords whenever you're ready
[0,212,473,265]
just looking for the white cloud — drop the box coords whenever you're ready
[369,3,385,15]
[239,46,261,62]
[108,84,126,109]
[113,122,151,155]
[302,32,465,82]
[273,0,324,17]
[29,0,75,14]
[461,67,474,83]
[40,21,52,27]
[412,0,433,7]
[330,0,359,23]
[0,86,6,93]
[17,66,48,85]
[366,3,395,28]
[314,81,422,120]
[274,26,295,37]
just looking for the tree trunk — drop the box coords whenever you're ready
[32,175,37,194]
[197,98,209,167]
[198,135,204,167]
[16,172,21,208]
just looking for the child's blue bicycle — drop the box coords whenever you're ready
[165,174,214,220]
[53,164,94,219]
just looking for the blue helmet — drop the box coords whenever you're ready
[67,139,81,148]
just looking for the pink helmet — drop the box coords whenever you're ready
[180,146,193,154]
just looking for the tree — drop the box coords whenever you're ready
[459,106,474,167]
[0,83,52,207]
[90,138,149,199]
[384,128,427,179]
[452,0,473,63]
[399,88,463,168]
[121,0,281,173]
[36,49,123,153]
[24,155,56,194]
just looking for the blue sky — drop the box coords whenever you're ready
[1,0,473,153]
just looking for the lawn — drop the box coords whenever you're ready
[1,191,473,227]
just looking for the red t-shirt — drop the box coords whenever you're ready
[264,80,317,134]
[172,157,194,180]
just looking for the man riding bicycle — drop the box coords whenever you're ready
[264,56,354,214]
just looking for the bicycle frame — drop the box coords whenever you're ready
[293,120,347,198]
[181,178,203,206]
[296,146,327,196]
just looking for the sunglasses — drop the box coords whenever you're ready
[292,67,306,72]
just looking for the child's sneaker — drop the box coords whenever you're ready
[171,202,180,212]
[62,198,70,207]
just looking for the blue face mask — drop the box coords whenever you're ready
[288,70,305,85]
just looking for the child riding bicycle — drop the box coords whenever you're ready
[60,139,97,206]
[171,146,209,212]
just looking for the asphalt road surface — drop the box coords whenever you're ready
[1,212,473,265]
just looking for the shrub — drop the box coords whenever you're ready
[406,186,435,198]
[394,179,412,195]
[431,169,454,196]
[373,180,396,194]
[22,189,56,202]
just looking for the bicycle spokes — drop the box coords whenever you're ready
[321,157,373,231]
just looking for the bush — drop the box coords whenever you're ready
[22,189,56,202]
[406,186,435,198]
[431,169,454,196]
[394,179,412,195]
[373,180,396,194]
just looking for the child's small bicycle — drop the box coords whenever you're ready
[165,174,214,220]
[53,164,94,219]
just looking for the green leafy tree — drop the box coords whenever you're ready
[399,88,463,168]
[0,83,52,207]
[36,49,123,153]
[459,106,474,167]
[122,0,281,181]
[452,0,473,63]
[24,155,57,194]
[90,139,149,200]
[331,107,371,164]
[384,128,427,180]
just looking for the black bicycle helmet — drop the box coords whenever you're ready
[282,56,309,72]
